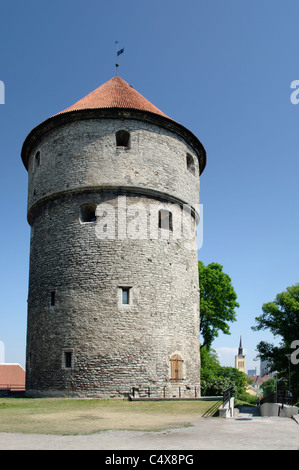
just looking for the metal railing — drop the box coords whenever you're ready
[130,385,200,399]
[222,386,234,407]
[260,390,293,406]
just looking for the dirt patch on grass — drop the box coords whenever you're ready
[0,398,219,435]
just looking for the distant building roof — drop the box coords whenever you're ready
[0,364,25,390]
[248,375,272,386]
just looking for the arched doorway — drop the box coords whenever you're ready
[170,354,183,382]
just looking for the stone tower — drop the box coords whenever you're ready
[21,76,206,397]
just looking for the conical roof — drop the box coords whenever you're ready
[57,76,170,119]
[21,75,206,174]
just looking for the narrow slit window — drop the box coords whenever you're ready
[80,203,97,223]
[116,130,130,149]
[186,153,195,175]
[64,351,72,369]
[122,287,130,305]
[158,210,173,231]
[50,290,56,306]
[34,151,40,171]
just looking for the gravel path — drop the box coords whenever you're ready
[0,412,298,450]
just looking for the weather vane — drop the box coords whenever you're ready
[115,41,125,76]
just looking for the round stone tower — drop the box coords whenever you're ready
[21,76,206,397]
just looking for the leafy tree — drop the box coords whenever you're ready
[253,284,299,346]
[216,366,249,396]
[198,262,239,349]
[200,347,253,402]
[200,346,221,384]
[259,377,275,397]
[252,283,299,402]
[201,376,237,397]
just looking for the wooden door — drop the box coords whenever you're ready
[170,354,183,382]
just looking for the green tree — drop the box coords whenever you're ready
[200,346,221,383]
[259,377,275,397]
[217,366,249,396]
[252,283,299,402]
[198,261,239,349]
[200,347,253,402]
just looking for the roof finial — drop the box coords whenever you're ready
[115,41,125,76]
[238,335,243,355]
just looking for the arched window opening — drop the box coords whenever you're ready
[116,130,130,149]
[79,203,97,223]
[170,354,183,382]
[186,153,195,176]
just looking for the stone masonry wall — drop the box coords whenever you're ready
[27,118,200,219]
[25,115,201,398]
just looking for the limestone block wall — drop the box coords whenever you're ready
[26,192,200,397]
[24,111,203,398]
[26,118,200,220]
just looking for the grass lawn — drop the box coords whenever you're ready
[0,398,220,435]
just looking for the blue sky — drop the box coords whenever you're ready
[0,0,298,373]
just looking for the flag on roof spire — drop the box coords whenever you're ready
[115,41,124,75]
[115,41,124,56]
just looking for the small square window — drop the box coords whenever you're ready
[116,130,130,149]
[80,204,97,223]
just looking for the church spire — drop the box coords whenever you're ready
[235,335,246,373]
[238,335,243,355]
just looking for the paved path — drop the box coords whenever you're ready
[236,404,261,417]
[0,407,298,450]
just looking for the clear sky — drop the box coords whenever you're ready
[0,0,298,373]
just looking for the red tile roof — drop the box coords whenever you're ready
[57,76,170,119]
[21,75,207,174]
[0,364,25,390]
[249,375,272,386]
